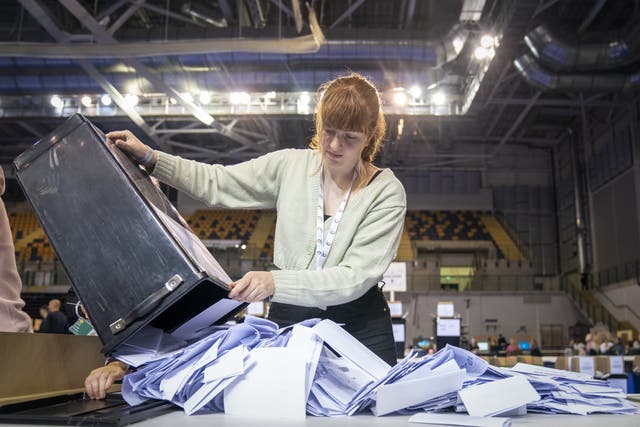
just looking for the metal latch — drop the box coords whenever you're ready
[109,274,184,335]
[109,318,126,334]
[165,274,183,291]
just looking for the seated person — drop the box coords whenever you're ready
[529,338,542,357]
[505,338,521,356]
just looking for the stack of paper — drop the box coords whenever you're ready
[509,363,637,415]
[116,318,638,418]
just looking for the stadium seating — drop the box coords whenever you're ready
[10,209,525,264]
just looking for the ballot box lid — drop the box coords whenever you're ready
[13,114,245,353]
[0,392,176,426]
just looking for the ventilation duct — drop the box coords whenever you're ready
[513,54,640,91]
[524,24,640,71]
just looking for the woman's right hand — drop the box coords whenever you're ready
[106,130,157,168]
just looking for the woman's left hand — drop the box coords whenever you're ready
[228,271,275,302]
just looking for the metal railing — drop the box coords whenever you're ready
[595,260,640,288]
[562,276,621,332]
[494,212,532,262]
[408,274,558,292]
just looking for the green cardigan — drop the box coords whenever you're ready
[153,148,407,309]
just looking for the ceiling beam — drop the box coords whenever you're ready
[58,0,216,127]
[491,91,541,156]
[17,0,164,148]
[330,0,367,29]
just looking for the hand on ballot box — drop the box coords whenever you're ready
[85,360,129,399]
[107,130,157,169]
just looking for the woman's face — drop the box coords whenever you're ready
[321,128,367,174]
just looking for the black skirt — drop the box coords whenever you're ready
[267,286,397,365]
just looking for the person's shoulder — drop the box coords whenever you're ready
[371,168,406,204]
[272,148,317,160]
[265,148,320,169]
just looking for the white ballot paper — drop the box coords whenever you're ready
[458,375,540,417]
[375,368,466,416]
[311,319,391,380]
[409,413,512,427]
[224,347,307,420]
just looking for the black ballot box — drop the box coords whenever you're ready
[13,114,245,353]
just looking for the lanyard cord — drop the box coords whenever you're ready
[315,166,357,270]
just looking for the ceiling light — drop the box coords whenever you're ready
[181,92,194,103]
[392,90,407,106]
[480,34,494,49]
[124,94,139,107]
[50,95,63,108]
[100,94,112,106]
[298,92,310,105]
[169,97,178,105]
[453,37,464,54]
[230,92,250,105]
[81,95,92,107]
[431,91,446,105]
[198,91,211,104]
[409,85,422,98]
[474,46,489,60]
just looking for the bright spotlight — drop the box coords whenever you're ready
[169,97,178,105]
[453,37,464,54]
[480,34,494,49]
[240,244,247,250]
[409,85,422,98]
[298,92,310,105]
[431,91,446,105]
[392,91,407,106]
[81,95,92,107]
[198,91,211,104]
[50,95,63,108]
[230,92,250,105]
[100,94,112,106]
[124,94,139,107]
[474,46,489,60]
[181,92,194,103]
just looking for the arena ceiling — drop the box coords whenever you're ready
[0,0,638,172]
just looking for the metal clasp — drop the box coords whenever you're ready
[165,274,183,291]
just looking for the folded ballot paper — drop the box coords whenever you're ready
[117,318,638,419]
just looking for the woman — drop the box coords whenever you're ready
[86,73,406,398]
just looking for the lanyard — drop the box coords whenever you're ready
[315,166,357,270]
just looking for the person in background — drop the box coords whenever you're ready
[631,333,640,355]
[608,337,625,355]
[38,298,69,334]
[505,338,521,356]
[529,338,542,357]
[0,167,33,333]
[106,72,406,366]
[39,304,48,320]
[497,333,507,351]
[34,304,49,331]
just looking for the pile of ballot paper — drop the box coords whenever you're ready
[113,316,638,419]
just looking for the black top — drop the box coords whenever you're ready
[39,311,69,334]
